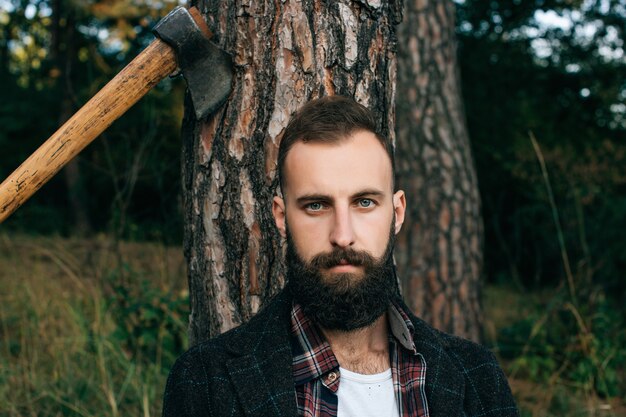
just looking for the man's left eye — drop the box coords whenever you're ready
[358,199,374,208]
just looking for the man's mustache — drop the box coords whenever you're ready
[308,248,377,269]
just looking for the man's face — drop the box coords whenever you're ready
[272,130,406,329]
[273,130,406,272]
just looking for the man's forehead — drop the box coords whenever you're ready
[282,132,394,197]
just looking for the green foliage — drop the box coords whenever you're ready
[498,289,626,399]
[106,268,188,366]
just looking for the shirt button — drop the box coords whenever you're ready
[327,372,337,382]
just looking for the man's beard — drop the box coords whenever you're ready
[285,222,399,332]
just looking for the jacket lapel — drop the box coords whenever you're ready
[227,352,296,416]
[225,292,298,417]
[410,313,466,417]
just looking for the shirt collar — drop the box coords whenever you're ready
[389,299,417,353]
[290,300,418,387]
[290,303,339,386]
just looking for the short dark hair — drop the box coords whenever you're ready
[277,95,394,193]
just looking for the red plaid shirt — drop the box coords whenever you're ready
[290,302,429,417]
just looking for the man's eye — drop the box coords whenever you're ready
[307,202,324,211]
[358,199,374,208]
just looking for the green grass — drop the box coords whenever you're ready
[0,233,188,417]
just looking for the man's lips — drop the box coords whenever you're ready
[326,259,361,272]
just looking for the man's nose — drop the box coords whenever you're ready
[329,207,355,248]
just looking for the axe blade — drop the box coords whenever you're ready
[153,7,233,119]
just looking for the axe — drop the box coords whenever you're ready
[0,6,232,223]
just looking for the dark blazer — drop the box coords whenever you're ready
[162,290,519,417]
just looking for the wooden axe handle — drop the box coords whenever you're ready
[0,37,177,222]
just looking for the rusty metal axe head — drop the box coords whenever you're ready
[153,7,232,119]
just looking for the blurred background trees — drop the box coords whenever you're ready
[456,0,625,298]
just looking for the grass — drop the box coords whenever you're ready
[1,232,624,416]
[484,285,626,417]
[0,233,188,417]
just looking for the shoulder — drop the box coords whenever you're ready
[409,314,520,416]
[170,290,291,367]
[161,322,251,417]
[435,327,514,392]
[403,305,505,375]
[162,291,293,417]
[433,325,500,368]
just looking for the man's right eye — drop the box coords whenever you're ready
[306,202,324,211]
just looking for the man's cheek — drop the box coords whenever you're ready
[294,238,323,262]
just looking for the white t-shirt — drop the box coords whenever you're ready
[336,367,400,417]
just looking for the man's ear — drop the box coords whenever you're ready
[272,196,287,237]
[393,190,407,234]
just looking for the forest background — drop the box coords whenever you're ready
[0,0,624,416]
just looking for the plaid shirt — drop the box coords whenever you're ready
[291,302,429,417]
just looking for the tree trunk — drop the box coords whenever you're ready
[0,24,10,78]
[184,0,402,345]
[51,0,92,235]
[395,0,483,341]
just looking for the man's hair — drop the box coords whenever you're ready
[277,95,395,192]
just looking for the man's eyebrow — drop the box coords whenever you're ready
[295,194,333,205]
[351,189,386,199]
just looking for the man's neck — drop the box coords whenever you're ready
[320,313,390,375]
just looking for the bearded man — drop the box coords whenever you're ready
[162,96,519,417]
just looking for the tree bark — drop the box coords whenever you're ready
[395,0,483,341]
[185,0,402,345]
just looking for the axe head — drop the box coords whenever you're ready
[153,7,233,119]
